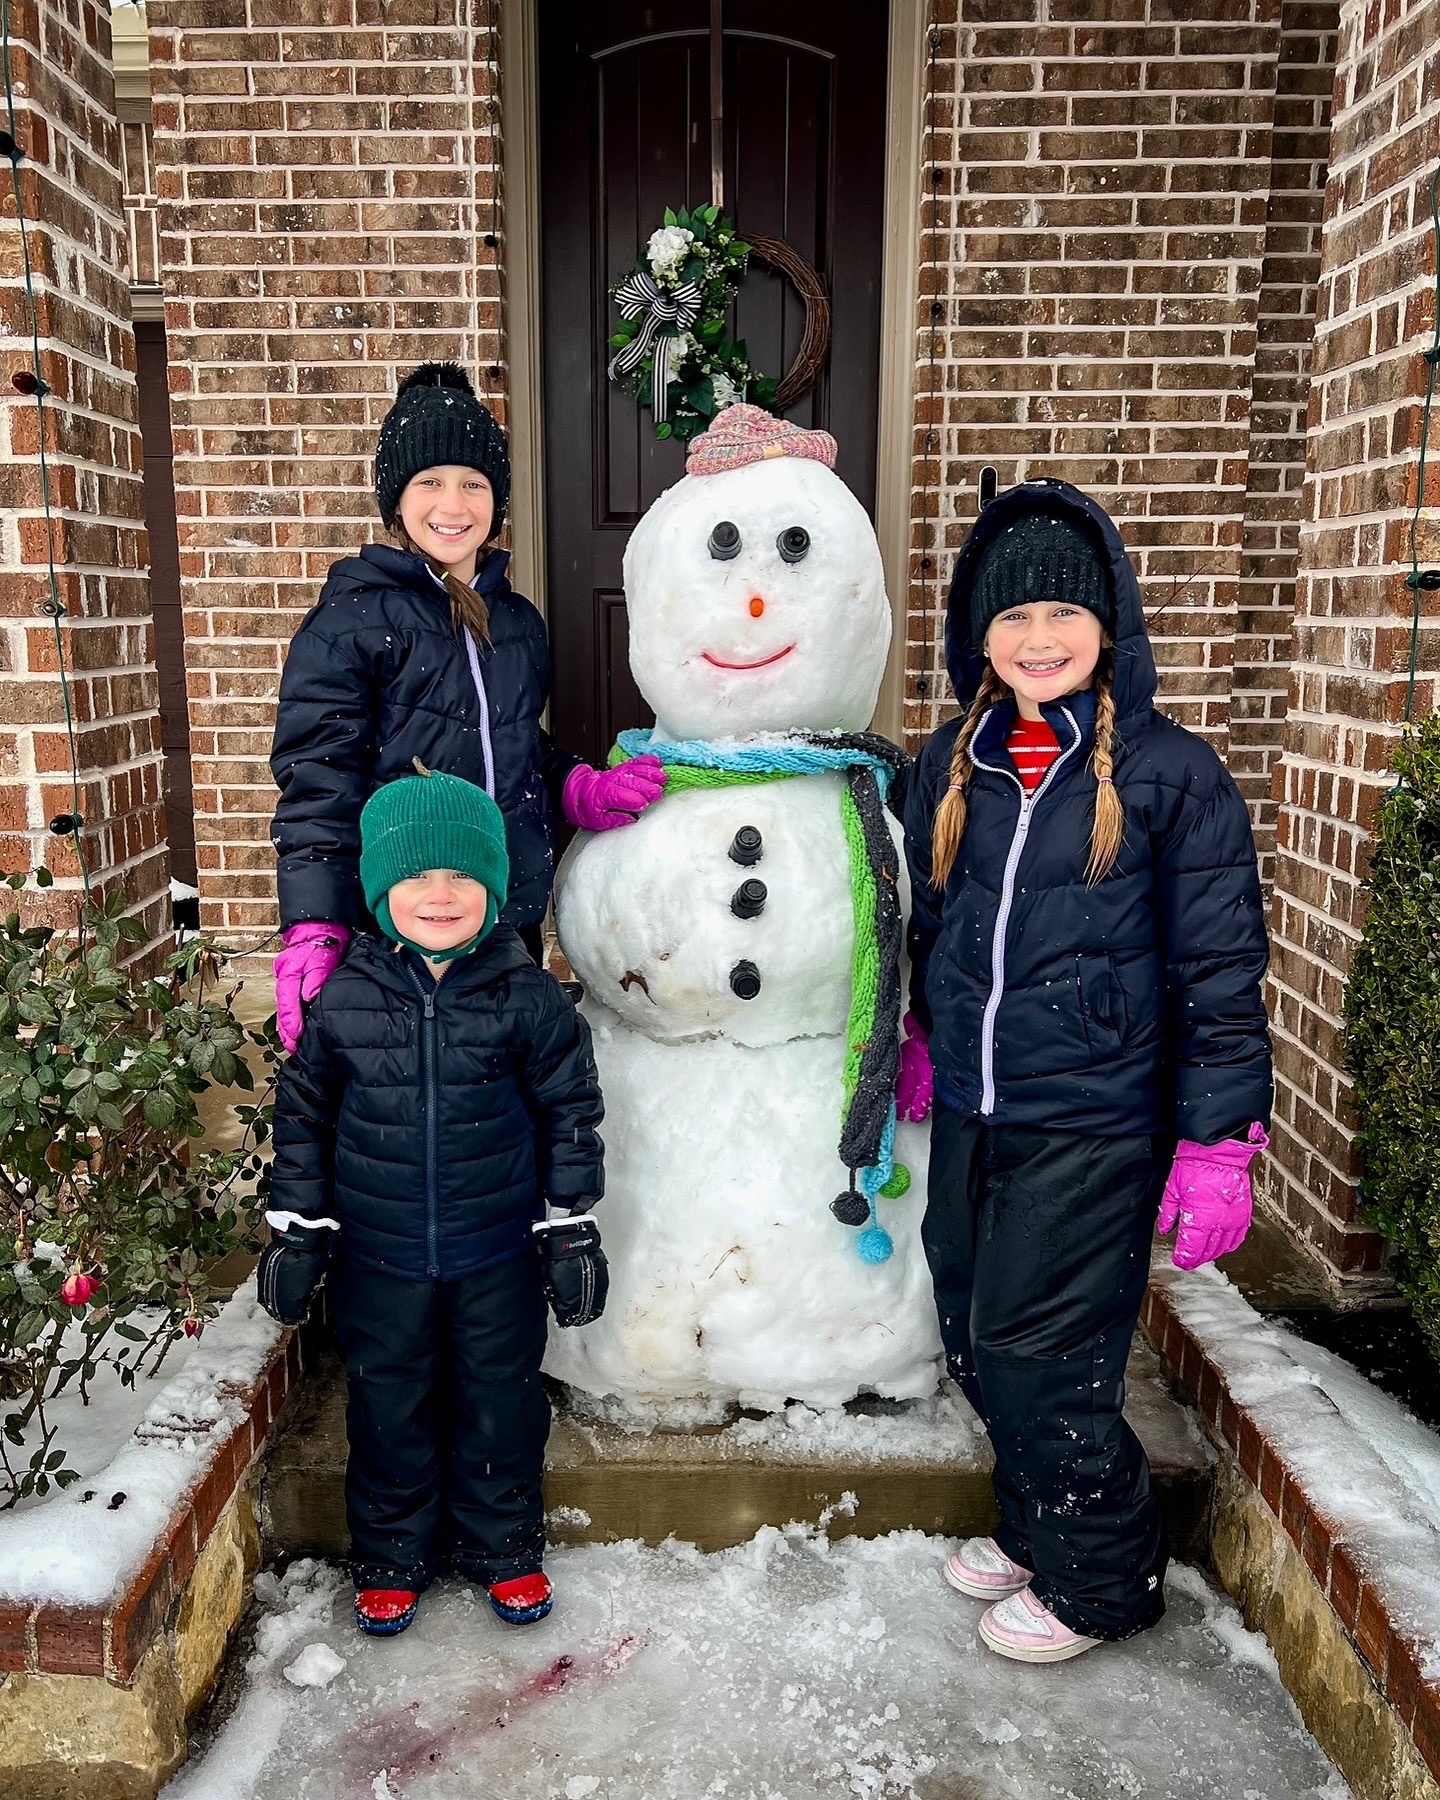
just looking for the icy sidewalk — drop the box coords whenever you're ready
[164,1526,1348,1800]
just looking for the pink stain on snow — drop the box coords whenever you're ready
[341,1633,645,1796]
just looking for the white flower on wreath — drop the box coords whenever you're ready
[710,372,742,409]
[647,225,695,283]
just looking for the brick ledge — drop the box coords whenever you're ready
[1141,1273,1440,1783]
[0,1327,300,1684]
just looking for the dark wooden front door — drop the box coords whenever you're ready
[538,1,890,765]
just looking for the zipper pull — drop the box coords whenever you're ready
[422,991,435,1020]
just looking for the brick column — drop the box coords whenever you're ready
[906,0,1284,752]
[0,0,169,939]
[1232,1,1340,889]
[1264,0,1440,1286]
[147,0,505,936]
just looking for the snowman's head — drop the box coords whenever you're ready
[622,450,891,740]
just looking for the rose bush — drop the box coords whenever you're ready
[0,872,277,1507]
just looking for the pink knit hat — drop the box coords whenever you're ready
[686,403,838,477]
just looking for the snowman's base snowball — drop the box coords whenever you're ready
[544,1015,942,1412]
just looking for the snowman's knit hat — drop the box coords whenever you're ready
[686,404,838,477]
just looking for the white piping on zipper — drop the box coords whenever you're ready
[463,625,497,798]
[970,705,1083,1115]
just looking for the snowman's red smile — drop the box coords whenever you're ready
[701,645,796,671]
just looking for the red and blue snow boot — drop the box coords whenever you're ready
[354,1587,419,1636]
[487,1572,552,1624]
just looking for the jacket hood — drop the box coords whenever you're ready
[348,542,514,601]
[943,480,1156,730]
[346,923,535,991]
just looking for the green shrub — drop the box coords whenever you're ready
[0,873,277,1507]
[1344,712,1440,1354]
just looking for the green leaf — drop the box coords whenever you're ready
[16,990,56,1026]
[654,421,673,440]
[54,1468,80,1488]
[114,1320,148,1342]
[35,867,53,888]
[662,206,676,226]
[143,1091,177,1130]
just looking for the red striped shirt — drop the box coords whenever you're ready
[1007,716,1061,792]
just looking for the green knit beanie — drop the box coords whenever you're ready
[360,766,509,954]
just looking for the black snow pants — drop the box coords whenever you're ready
[922,1108,1169,1640]
[331,1253,551,1592]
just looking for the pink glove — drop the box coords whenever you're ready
[1157,1123,1269,1270]
[562,756,667,832]
[895,1012,934,1123]
[274,922,351,1054]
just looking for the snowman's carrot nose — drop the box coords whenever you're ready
[749,596,765,618]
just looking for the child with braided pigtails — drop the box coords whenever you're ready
[897,480,1272,1663]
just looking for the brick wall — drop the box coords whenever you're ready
[1232,1,1340,888]
[0,0,168,938]
[146,0,505,934]
[904,0,1287,758]
[1262,0,1440,1282]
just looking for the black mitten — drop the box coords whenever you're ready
[257,1219,334,1326]
[533,1213,608,1328]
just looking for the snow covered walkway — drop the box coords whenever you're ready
[165,1525,1347,1800]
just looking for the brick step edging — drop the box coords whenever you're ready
[1140,1274,1440,1783]
[0,1327,300,1684]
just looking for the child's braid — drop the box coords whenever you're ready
[930,665,1005,888]
[1085,655,1125,885]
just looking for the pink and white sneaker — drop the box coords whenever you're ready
[978,1587,1101,1663]
[942,1536,1032,1600]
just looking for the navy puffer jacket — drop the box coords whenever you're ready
[904,480,1272,1144]
[270,545,579,931]
[269,929,605,1280]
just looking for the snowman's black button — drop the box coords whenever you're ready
[708,519,742,561]
[730,879,767,919]
[729,959,762,1000]
[729,825,763,866]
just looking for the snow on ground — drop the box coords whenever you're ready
[1157,1263,1440,1677]
[0,1279,282,1605]
[164,1527,1347,1800]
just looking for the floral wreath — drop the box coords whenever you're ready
[606,204,831,445]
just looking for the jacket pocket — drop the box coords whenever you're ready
[1076,953,1127,1055]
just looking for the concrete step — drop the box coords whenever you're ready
[261,1334,1211,1563]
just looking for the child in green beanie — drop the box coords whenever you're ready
[259,765,608,1637]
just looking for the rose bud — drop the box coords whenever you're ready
[61,1271,99,1307]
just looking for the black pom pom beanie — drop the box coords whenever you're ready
[374,362,511,534]
[968,511,1114,652]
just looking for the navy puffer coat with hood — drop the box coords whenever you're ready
[270,545,579,932]
[904,481,1272,1144]
[269,928,604,1280]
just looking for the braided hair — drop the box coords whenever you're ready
[930,651,1124,889]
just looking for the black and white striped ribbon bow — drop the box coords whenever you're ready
[608,272,703,425]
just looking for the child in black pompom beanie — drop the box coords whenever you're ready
[269,362,668,1052]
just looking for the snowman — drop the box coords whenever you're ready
[546,406,942,1413]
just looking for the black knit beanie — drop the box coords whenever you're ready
[374,363,511,534]
[969,512,1113,651]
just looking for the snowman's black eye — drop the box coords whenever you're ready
[708,520,742,561]
[777,526,810,564]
